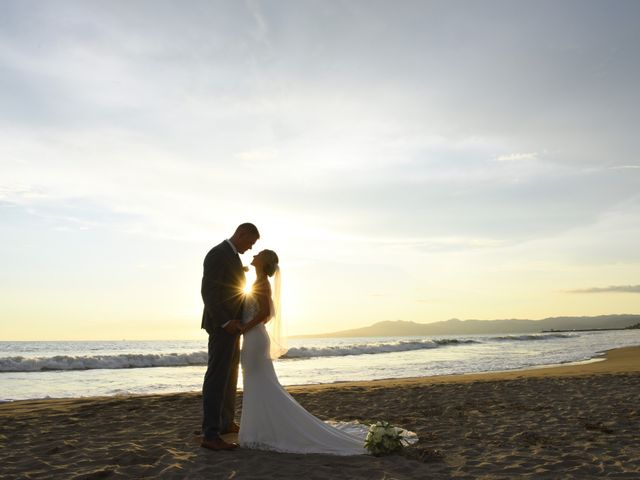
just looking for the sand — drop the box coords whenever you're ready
[1,347,639,479]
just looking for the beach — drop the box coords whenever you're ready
[1,346,639,479]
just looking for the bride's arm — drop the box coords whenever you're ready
[240,283,272,334]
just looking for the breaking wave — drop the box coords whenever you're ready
[0,333,573,371]
[491,333,573,341]
[281,338,478,359]
[0,352,208,372]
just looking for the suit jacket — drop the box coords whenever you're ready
[201,240,246,334]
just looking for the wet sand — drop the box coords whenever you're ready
[1,347,639,479]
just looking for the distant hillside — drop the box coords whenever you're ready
[296,314,640,338]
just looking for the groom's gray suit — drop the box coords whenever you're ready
[201,240,245,440]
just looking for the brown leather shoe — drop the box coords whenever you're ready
[222,422,240,434]
[201,437,238,451]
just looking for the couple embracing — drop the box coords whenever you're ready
[200,223,367,455]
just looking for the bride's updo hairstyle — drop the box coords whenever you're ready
[262,249,279,277]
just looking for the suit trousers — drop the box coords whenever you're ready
[202,328,240,439]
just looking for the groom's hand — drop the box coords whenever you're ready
[223,319,241,334]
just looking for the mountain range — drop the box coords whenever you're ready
[296,314,640,338]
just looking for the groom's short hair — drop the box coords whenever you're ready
[236,222,260,237]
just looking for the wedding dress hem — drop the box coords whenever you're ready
[238,440,367,456]
[239,293,371,455]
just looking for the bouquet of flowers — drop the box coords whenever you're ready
[364,421,405,456]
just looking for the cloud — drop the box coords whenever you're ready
[1,1,640,251]
[567,285,640,294]
[495,152,538,162]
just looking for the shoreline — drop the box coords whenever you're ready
[1,346,638,405]
[287,345,639,393]
[0,347,636,414]
[1,347,639,479]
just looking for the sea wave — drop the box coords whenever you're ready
[0,334,574,371]
[0,352,208,372]
[281,338,478,359]
[490,333,573,342]
[0,339,478,371]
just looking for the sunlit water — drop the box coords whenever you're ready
[1,330,639,401]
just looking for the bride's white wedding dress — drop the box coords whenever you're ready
[238,295,368,455]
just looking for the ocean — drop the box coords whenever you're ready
[1,329,639,402]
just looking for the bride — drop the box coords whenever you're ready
[238,249,368,455]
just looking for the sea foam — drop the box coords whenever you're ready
[0,333,573,371]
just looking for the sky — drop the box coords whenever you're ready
[1,0,639,340]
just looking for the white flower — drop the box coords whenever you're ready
[364,420,404,455]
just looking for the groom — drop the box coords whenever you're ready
[200,222,260,451]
